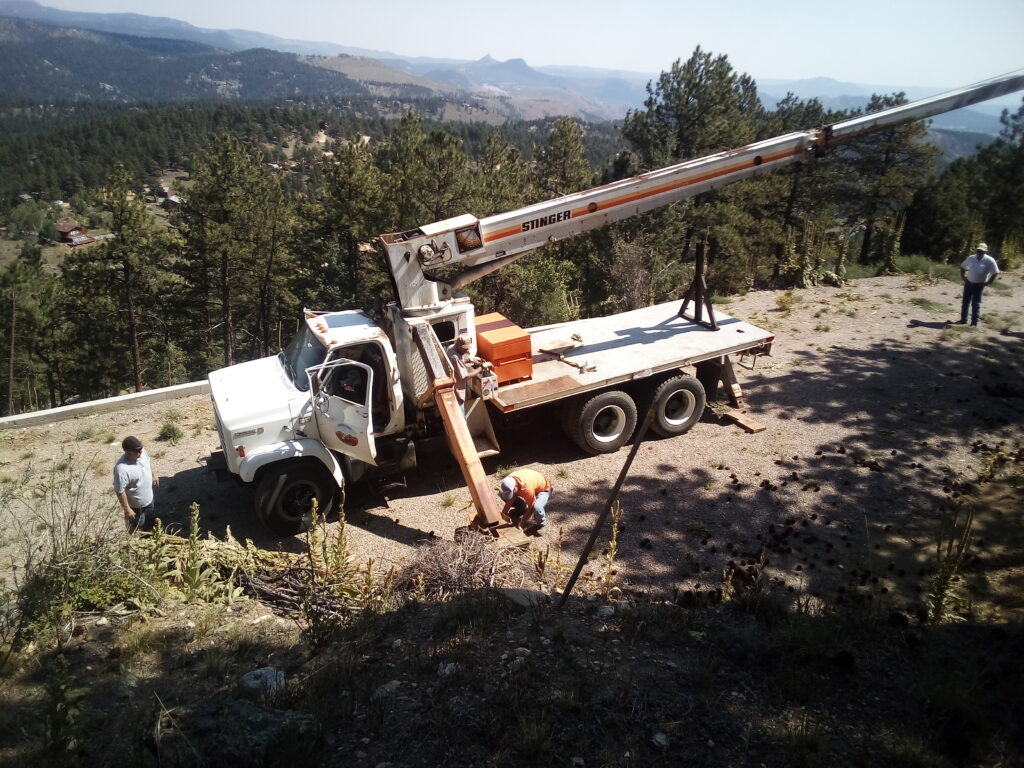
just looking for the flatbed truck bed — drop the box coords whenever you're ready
[490,300,775,411]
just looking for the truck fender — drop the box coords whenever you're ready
[238,439,344,487]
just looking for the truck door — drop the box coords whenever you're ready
[307,359,377,465]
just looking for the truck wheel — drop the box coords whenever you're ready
[649,375,706,438]
[567,390,638,454]
[255,462,337,537]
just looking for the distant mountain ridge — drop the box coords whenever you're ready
[0,16,365,102]
[0,0,1015,132]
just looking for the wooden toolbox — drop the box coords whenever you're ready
[475,312,533,383]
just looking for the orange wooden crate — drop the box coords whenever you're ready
[475,312,533,383]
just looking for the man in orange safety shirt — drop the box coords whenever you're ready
[498,468,552,531]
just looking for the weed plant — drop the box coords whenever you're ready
[171,502,238,603]
[157,421,183,444]
[43,653,85,761]
[299,502,397,650]
[775,290,802,313]
[602,502,622,600]
[909,297,948,313]
[927,502,975,623]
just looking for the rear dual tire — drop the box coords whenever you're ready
[565,390,638,454]
[648,374,705,438]
[560,374,706,454]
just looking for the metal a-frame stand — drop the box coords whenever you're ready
[677,243,718,330]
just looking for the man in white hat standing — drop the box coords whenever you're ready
[957,242,999,326]
[498,468,551,532]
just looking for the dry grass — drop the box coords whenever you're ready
[400,534,530,601]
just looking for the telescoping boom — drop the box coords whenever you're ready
[381,69,1024,314]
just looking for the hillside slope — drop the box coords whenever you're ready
[0,271,1021,767]
[0,17,365,101]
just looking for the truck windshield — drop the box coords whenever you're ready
[279,325,327,391]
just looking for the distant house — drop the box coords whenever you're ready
[161,195,181,211]
[55,219,95,247]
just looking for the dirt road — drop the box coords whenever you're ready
[2,271,1022,618]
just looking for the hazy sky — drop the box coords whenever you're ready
[45,0,1024,89]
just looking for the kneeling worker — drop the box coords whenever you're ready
[498,468,552,531]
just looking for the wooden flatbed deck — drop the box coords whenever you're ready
[489,300,773,411]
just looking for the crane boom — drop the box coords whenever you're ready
[380,69,1024,315]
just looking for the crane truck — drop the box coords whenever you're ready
[208,70,1024,537]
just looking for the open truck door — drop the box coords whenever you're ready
[308,360,377,465]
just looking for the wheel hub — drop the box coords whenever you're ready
[593,405,626,442]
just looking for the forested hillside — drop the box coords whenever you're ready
[1,47,1022,416]
[0,17,365,101]
[0,100,621,207]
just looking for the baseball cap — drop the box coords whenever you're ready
[977,242,988,252]
[121,435,143,451]
[498,477,516,500]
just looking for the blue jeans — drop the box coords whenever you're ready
[130,501,156,532]
[961,281,985,325]
[512,490,551,526]
[533,490,550,525]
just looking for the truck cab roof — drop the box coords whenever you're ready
[305,310,388,349]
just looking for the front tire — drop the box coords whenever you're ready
[649,375,706,438]
[255,462,337,537]
[565,390,638,454]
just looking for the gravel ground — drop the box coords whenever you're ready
[2,271,1022,617]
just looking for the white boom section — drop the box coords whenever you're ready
[380,69,1024,314]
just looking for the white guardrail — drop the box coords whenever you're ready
[0,381,210,430]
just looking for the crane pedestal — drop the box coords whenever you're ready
[677,246,718,330]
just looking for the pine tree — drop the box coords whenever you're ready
[178,136,295,367]
[839,93,939,266]
[301,140,390,315]
[1,244,62,414]
[90,164,179,391]
[620,48,764,293]
[974,100,1024,260]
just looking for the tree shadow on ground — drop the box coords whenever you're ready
[482,325,1024,618]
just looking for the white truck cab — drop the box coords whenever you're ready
[209,309,406,534]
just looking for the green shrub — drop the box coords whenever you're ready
[910,297,948,313]
[14,537,150,650]
[895,255,961,281]
[0,465,157,665]
[776,290,802,312]
[157,422,183,444]
[842,262,877,280]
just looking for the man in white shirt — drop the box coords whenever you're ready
[957,242,1000,327]
[113,435,159,532]
[445,335,483,415]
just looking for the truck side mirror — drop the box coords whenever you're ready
[306,365,323,396]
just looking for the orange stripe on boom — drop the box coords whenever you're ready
[483,146,801,244]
